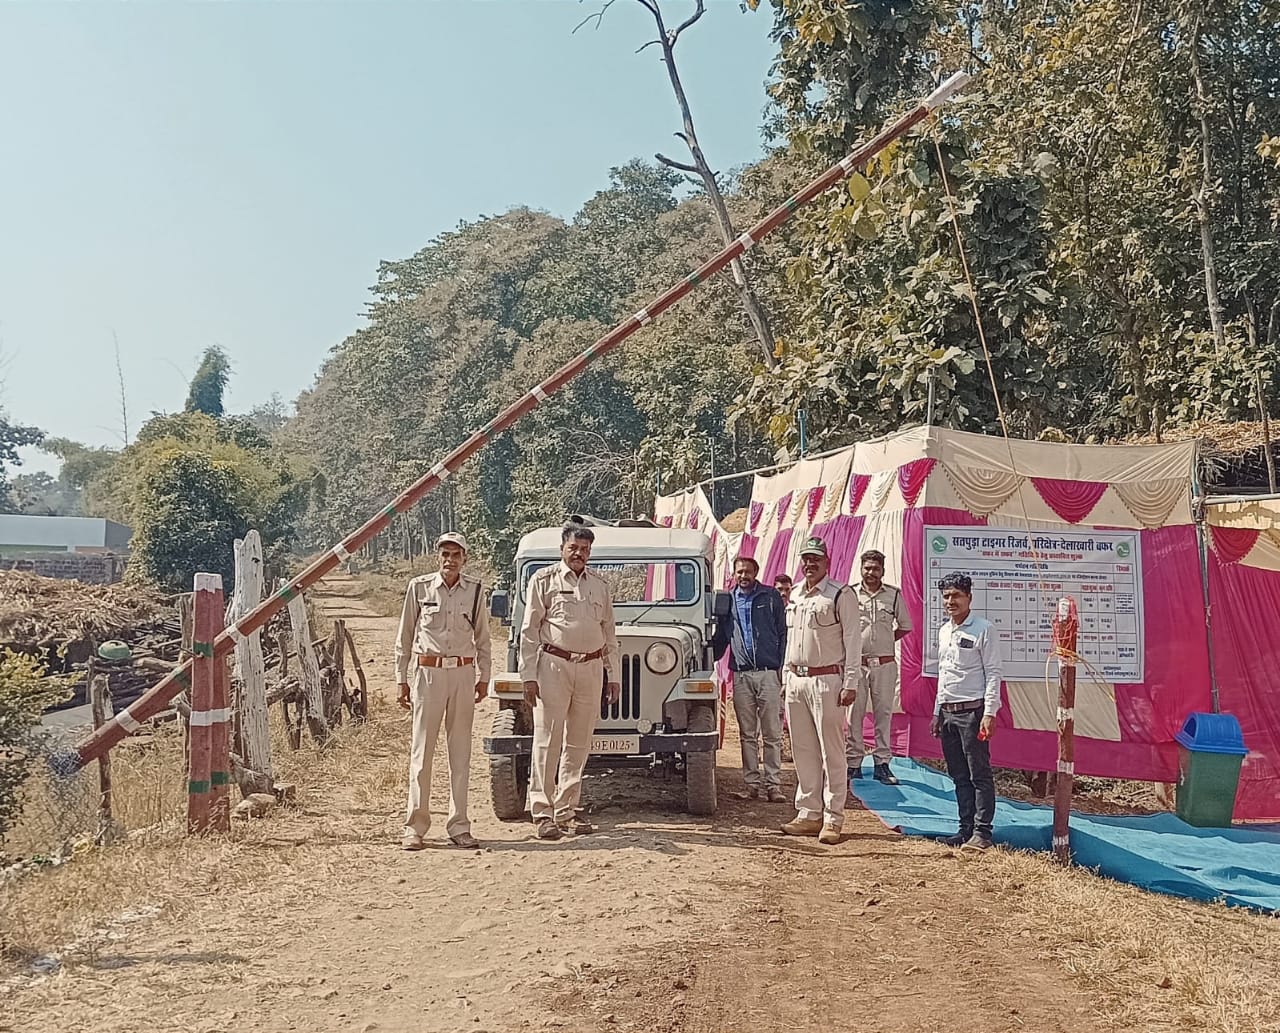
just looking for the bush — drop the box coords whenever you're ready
[0,651,72,840]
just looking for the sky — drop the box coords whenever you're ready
[0,0,777,476]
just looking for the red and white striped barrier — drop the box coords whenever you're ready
[67,72,972,773]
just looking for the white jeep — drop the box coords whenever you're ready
[485,519,726,816]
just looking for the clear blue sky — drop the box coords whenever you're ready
[0,0,776,475]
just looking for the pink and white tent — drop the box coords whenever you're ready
[656,426,1279,821]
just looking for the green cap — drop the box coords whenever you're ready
[798,536,828,558]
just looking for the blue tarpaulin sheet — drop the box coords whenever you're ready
[850,759,1280,913]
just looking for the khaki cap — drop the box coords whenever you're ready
[436,531,469,552]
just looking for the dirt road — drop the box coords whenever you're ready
[6,573,1274,1033]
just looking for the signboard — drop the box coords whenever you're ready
[922,526,1144,682]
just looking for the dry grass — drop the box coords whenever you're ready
[980,849,1280,1032]
[0,698,407,969]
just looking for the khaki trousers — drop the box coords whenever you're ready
[404,664,475,838]
[733,669,783,788]
[785,671,847,827]
[529,652,602,823]
[845,660,897,766]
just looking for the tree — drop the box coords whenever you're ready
[578,0,779,367]
[184,346,232,417]
[0,414,45,514]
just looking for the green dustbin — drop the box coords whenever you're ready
[1174,712,1248,828]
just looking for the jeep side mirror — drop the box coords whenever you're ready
[490,590,509,621]
[712,590,733,620]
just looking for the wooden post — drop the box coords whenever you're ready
[1052,596,1079,864]
[88,668,115,841]
[189,573,231,834]
[286,588,329,745]
[1256,369,1277,493]
[230,531,274,794]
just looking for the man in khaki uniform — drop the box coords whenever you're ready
[520,523,620,840]
[396,531,490,850]
[846,549,912,786]
[781,536,861,845]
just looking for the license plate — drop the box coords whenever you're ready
[590,734,640,754]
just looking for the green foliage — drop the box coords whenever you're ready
[0,414,46,515]
[0,651,73,840]
[289,162,771,572]
[737,0,1280,450]
[184,345,232,417]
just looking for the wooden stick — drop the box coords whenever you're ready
[1257,369,1277,493]
[89,668,114,839]
[1052,596,1079,864]
[286,590,329,745]
[230,531,273,794]
[188,573,221,834]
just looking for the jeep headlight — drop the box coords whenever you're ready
[645,642,679,675]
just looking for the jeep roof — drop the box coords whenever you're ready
[514,526,711,562]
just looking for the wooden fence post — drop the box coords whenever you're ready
[230,531,274,795]
[189,573,232,833]
[285,587,329,745]
[1052,596,1079,864]
[88,668,116,842]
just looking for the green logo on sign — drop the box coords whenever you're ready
[931,535,948,554]
[1116,542,1131,558]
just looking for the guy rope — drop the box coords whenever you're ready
[63,72,973,773]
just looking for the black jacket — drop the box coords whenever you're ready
[712,585,787,672]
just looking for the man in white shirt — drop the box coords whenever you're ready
[931,573,1002,851]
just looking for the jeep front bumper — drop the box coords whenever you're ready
[483,731,719,756]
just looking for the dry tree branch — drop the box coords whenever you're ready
[573,0,618,33]
[667,0,706,46]
[656,151,701,174]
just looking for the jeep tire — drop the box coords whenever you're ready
[685,703,717,816]
[489,706,530,820]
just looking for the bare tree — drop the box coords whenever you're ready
[112,330,130,445]
[577,0,778,368]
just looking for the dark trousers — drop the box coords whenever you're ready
[939,708,995,836]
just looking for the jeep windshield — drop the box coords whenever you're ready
[520,560,700,605]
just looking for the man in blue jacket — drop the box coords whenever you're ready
[715,555,788,802]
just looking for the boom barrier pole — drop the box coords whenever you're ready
[67,72,972,773]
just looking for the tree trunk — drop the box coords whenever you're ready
[229,531,274,796]
[646,1,777,368]
[1188,6,1228,353]
[285,586,330,745]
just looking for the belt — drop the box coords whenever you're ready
[861,655,896,667]
[939,699,984,713]
[787,663,842,678]
[417,654,474,668]
[541,644,606,663]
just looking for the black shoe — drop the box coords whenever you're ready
[962,832,994,852]
[873,764,899,786]
[939,830,971,848]
[847,765,864,780]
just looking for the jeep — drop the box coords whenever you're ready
[485,519,729,816]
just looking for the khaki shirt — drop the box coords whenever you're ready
[784,577,861,691]
[395,572,491,683]
[857,582,912,658]
[518,561,619,682]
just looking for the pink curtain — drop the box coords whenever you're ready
[806,486,826,523]
[848,473,871,514]
[761,528,795,585]
[1031,477,1109,523]
[808,515,866,584]
[898,458,936,508]
[1208,556,1280,820]
[776,491,794,527]
[748,501,764,533]
[1209,525,1261,564]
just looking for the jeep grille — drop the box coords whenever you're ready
[601,652,642,721]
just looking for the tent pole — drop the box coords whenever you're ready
[1192,440,1221,713]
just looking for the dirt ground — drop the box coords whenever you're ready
[3,572,1278,1033]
